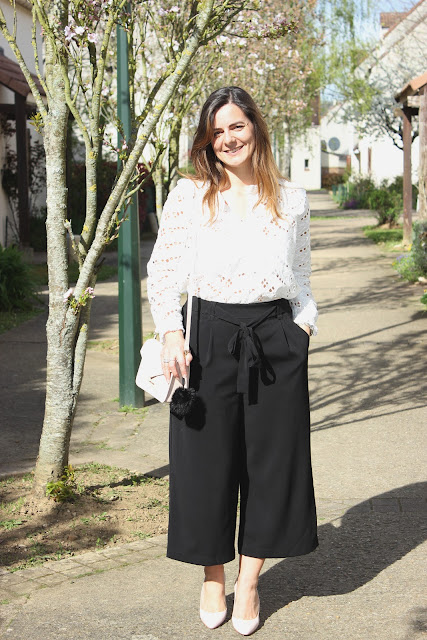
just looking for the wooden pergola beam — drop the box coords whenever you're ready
[419,84,427,219]
[402,106,412,244]
[395,70,427,244]
[0,102,37,118]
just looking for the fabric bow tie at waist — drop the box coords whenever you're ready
[214,306,277,398]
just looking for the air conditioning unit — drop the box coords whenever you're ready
[328,137,340,152]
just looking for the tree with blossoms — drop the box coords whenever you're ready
[139,0,322,207]
[202,0,322,177]
[0,0,300,497]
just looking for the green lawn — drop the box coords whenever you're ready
[29,262,117,287]
[363,225,403,251]
[0,307,45,334]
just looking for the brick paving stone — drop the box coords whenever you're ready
[0,573,32,587]
[6,582,37,596]
[85,558,123,572]
[146,534,167,547]
[32,573,69,587]
[43,558,87,572]
[0,588,14,601]
[346,502,372,513]
[125,547,165,563]
[97,547,134,559]
[60,565,95,578]
[399,498,427,512]
[68,551,107,565]
[371,498,401,512]
[119,540,157,551]
[15,566,54,580]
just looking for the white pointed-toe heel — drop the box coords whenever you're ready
[199,583,227,630]
[232,582,260,636]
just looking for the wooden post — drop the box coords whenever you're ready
[402,106,412,245]
[419,84,427,220]
[15,93,30,247]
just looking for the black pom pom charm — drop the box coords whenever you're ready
[170,386,196,419]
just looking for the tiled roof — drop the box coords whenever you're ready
[380,12,407,29]
[0,51,45,97]
[383,0,426,38]
[395,70,427,102]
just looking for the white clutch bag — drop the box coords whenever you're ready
[135,295,193,412]
[135,336,187,403]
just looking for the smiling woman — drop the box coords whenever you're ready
[212,105,255,167]
[189,87,284,225]
[147,86,318,635]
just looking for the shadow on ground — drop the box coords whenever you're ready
[309,317,427,432]
[234,482,426,631]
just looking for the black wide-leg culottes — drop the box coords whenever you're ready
[168,297,318,566]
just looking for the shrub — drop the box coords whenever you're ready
[322,172,345,190]
[393,221,427,282]
[367,187,402,226]
[0,246,35,311]
[343,198,360,209]
[343,175,416,224]
[387,175,418,209]
[410,221,427,275]
[347,175,376,208]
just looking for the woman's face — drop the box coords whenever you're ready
[211,103,255,172]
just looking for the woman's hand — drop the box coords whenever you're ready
[299,324,312,336]
[161,330,193,382]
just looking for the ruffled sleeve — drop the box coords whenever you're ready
[288,190,318,334]
[147,178,195,340]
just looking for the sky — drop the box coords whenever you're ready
[364,0,421,39]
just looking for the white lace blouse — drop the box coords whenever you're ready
[147,178,318,339]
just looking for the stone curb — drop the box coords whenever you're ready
[0,534,167,603]
[1,496,425,604]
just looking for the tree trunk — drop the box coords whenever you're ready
[33,11,76,495]
[154,162,165,220]
[282,126,292,179]
[30,0,217,495]
[419,85,427,220]
[168,119,182,192]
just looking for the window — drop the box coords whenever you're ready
[304,158,309,170]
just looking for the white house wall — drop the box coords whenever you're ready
[290,127,321,190]
[0,0,43,247]
[357,135,419,185]
[0,1,42,74]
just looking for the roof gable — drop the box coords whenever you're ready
[0,51,45,98]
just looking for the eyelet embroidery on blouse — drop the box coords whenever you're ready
[147,178,318,338]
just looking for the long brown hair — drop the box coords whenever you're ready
[189,86,285,222]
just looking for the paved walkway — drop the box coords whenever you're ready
[0,192,426,639]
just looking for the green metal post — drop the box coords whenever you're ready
[117,14,144,407]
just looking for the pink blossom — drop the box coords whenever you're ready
[63,288,74,302]
[64,25,74,40]
[88,32,99,44]
[75,25,85,36]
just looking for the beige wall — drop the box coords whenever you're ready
[0,0,44,247]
